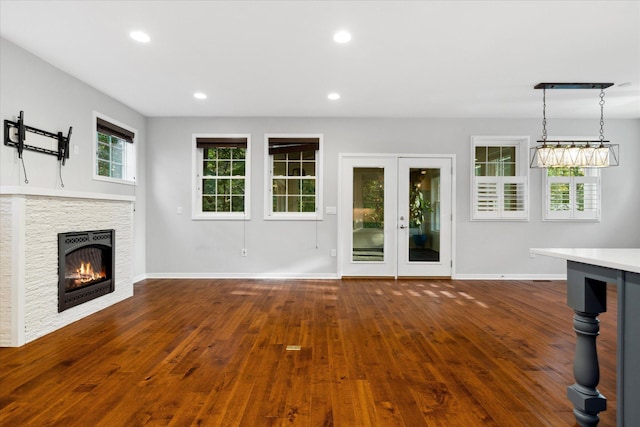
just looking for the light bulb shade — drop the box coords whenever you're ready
[592,146,615,167]
[550,145,564,166]
[564,145,581,167]
[532,145,555,167]
[530,141,619,168]
[579,146,595,167]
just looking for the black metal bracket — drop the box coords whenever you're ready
[534,83,614,90]
[536,140,611,144]
[4,111,73,165]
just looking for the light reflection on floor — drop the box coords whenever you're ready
[370,281,490,309]
[228,280,489,308]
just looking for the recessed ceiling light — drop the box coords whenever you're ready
[328,93,341,100]
[193,92,207,100]
[333,30,352,44]
[130,31,150,43]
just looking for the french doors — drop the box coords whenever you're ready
[339,155,453,277]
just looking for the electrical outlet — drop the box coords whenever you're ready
[73,144,79,155]
[177,206,183,215]
[330,249,337,257]
[241,248,248,257]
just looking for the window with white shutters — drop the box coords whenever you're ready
[544,167,600,221]
[471,136,529,221]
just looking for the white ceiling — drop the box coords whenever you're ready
[1,0,639,119]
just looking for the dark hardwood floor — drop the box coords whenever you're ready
[0,278,617,426]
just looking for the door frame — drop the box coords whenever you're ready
[337,153,456,278]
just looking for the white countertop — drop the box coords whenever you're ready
[530,248,640,274]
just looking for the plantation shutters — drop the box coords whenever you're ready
[472,176,528,219]
[545,175,600,220]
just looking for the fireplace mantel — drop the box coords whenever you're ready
[0,186,135,202]
[0,189,134,347]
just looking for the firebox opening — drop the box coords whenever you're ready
[58,229,115,312]
[65,246,111,291]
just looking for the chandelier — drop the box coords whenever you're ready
[530,83,619,168]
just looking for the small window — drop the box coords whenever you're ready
[93,112,137,184]
[265,135,323,220]
[192,135,251,220]
[471,136,529,221]
[544,167,600,221]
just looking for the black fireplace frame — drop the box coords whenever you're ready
[58,229,115,312]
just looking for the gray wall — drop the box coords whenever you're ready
[3,37,638,279]
[146,117,640,278]
[0,38,147,280]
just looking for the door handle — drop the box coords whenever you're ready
[400,225,407,229]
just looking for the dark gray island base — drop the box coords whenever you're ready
[530,248,640,427]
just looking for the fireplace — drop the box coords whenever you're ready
[58,229,115,312]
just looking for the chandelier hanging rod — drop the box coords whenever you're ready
[534,83,613,90]
[536,140,610,144]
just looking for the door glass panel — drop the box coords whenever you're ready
[352,168,384,262]
[408,168,440,262]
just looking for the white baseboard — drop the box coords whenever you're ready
[139,272,565,281]
[452,273,566,281]
[132,274,147,284]
[144,272,340,280]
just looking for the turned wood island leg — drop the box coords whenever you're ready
[569,310,606,426]
[566,261,608,427]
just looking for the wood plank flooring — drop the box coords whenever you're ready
[0,279,617,426]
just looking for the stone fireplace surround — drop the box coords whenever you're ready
[0,187,134,347]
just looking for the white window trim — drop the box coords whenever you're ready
[191,133,251,220]
[92,111,137,186]
[470,135,529,221]
[541,136,601,222]
[264,133,323,220]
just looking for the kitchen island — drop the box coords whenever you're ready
[530,248,640,427]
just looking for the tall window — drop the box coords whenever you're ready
[192,135,250,219]
[544,167,600,221]
[431,176,441,232]
[265,135,323,220]
[471,136,529,220]
[94,113,136,184]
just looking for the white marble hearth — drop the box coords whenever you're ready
[0,187,135,347]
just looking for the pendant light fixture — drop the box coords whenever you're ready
[530,83,619,168]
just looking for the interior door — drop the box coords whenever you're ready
[397,157,452,277]
[340,155,453,278]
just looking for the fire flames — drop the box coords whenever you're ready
[69,262,106,287]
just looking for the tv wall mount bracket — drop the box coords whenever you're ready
[4,110,73,165]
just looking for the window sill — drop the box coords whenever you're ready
[470,217,530,222]
[93,175,136,186]
[265,213,323,221]
[192,213,251,221]
[542,218,601,223]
